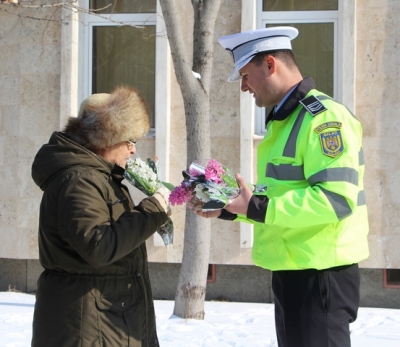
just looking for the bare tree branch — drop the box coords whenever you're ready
[159,0,197,95]
[0,0,152,28]
[192,0,221,94]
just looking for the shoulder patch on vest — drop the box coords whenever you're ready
[314,122,342,134]
[299,95,327,116]
[319,130,344,158]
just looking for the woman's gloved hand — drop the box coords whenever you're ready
[153,186,171,216]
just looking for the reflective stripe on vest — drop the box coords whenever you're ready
[359,147,364,165]
[308,167,359,186]
[319,186,352,220]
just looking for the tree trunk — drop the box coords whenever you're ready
[159,0,222,319]
[174,91,212,319]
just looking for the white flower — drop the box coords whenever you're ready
[195,184,211,203]
[125,158,162,195]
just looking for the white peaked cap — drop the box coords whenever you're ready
[218,26,299,82]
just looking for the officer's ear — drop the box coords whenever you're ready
[265,55,277,74]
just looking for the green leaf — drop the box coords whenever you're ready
[146,158,158,174]
[162,181,175,191]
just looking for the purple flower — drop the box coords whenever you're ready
[205,159,225,183]
[169,183,193,206]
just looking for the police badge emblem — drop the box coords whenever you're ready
[319,131,344,157]
[314,122,344,158]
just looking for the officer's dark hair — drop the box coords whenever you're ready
[251,50,298,70]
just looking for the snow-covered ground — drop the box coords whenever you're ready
[1,291,400,346]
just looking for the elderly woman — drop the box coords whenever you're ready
[31,86,169,347]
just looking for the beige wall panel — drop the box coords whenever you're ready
[356,1,400,268]
[0,3,62,259]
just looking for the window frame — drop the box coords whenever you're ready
[83,11,158,131]
[255,1,342,134]
[235,1,353,248]
[207,264,216,283]
[78,2,171,246]
[383,269,400,289]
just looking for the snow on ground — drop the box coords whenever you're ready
[1,292,400,347]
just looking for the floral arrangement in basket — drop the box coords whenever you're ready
[124,157,174,246]
[169,159,266,211]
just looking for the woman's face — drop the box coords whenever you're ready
[100,141,136,168]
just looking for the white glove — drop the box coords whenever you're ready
[152,186,171,215]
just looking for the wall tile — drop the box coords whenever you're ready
[0,75,19,105]
[0,13,20,48]
[19,43,61,75]
[0,44,19,76]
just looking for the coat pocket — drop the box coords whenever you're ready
[95,288,144,346]
[96,288,143,312]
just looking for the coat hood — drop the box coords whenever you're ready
[32,132,113,191]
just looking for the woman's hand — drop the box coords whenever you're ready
[194,209,222,219]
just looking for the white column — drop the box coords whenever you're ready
[338,0,355,112]
[59,4,80,126]
[154,1,172,246]
[239,1,257,249]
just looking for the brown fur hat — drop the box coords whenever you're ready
[64,86,150,149]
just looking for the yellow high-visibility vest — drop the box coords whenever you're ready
[237,89,369,271]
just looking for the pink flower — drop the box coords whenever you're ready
[169,183,193,206]
[205,159,225,183]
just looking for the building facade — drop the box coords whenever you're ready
[0,0,399,307]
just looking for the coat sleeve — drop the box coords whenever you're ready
[57,171,168,268]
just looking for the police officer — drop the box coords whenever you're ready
[196,27,369,347]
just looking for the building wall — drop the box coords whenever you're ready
[1,258,398,309]
[0,1,61,259]
[355,0,400,269]
[0,1,400,287]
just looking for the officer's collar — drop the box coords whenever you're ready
[266,76,316,124]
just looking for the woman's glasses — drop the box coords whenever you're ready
[126,140,137,150]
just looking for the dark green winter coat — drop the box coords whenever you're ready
[31,132,168,347]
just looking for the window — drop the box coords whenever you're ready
[84,1,157,127]
[81,0,171,244]
[256,0,341,134]
[207,264,216,283]
[262,0,338,11]
[383,269,400,289]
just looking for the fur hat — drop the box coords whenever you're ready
[64,86,150,149]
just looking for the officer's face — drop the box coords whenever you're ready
[239,56,278,108]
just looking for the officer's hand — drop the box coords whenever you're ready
[225,174,253,215]
[153,186,171,215]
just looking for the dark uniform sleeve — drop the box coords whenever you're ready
[218,195,269,223]
[246,195,269,223]
[218,209,237,220]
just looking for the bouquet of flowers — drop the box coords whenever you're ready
[124,157,174,246]
[169,159,266,211]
